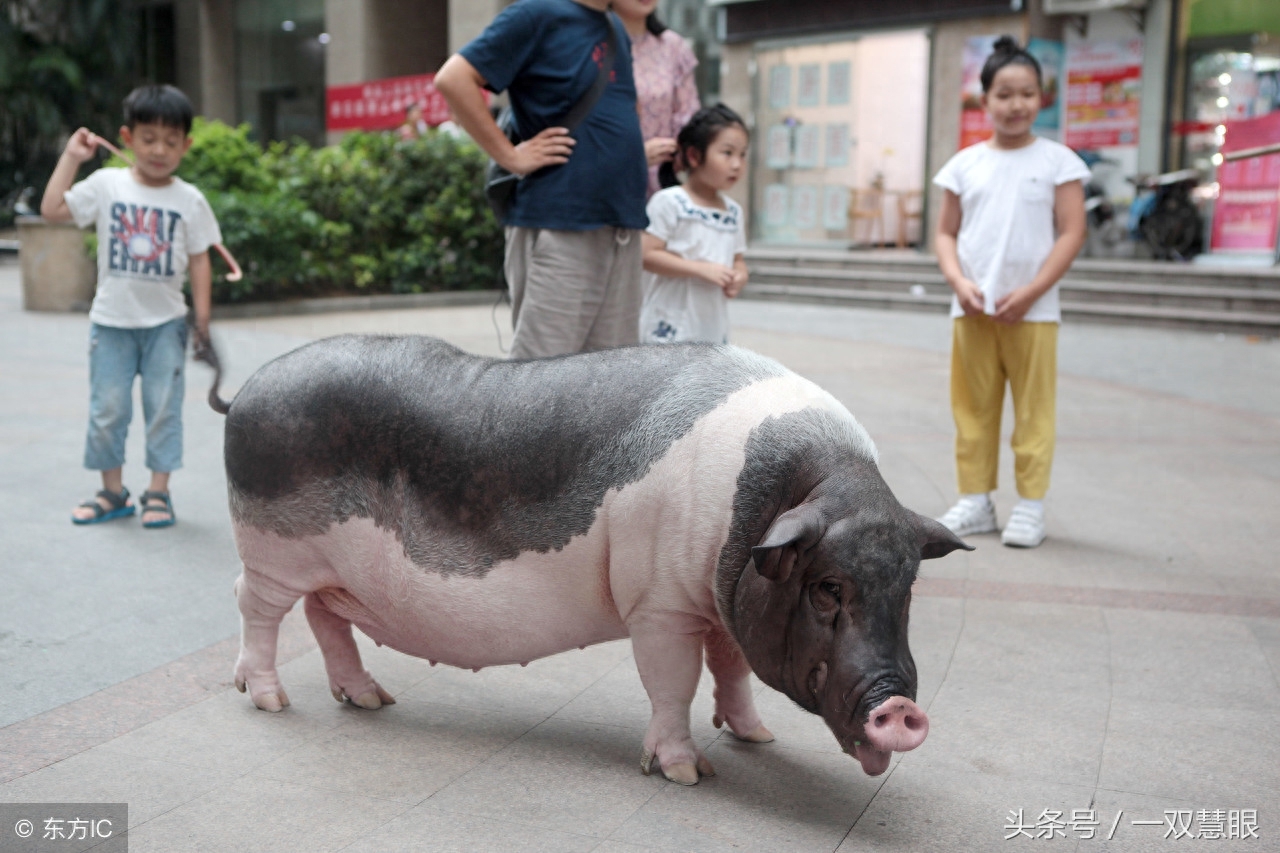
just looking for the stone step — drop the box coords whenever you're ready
[744,248,1280,290]
[749,265,1280,314]
[742,282,1280,336]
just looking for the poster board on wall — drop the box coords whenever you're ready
[1064,38,1144,149]
[1028,39,1064,141]
[958,36,997,149]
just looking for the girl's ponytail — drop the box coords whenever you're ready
[991,35,1021,56]
[658,160,679,189]
[980,36,1043,92]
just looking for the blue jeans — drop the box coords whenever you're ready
[84,319,187,473]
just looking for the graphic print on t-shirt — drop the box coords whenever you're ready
[108,202,181,278]
[591,39,618,83]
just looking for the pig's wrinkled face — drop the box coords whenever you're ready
[731,499,970,775]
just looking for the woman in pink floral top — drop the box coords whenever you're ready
[614,0,700,198]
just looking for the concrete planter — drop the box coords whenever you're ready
[17,215,96,312]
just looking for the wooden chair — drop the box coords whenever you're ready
[847,187,885,247]
[896,189,923,248]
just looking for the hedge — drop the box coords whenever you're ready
[140,119,504,303]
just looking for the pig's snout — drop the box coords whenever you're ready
[864,695,929,753]
[846,695,929,776]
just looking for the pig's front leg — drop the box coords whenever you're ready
[705,627,774,743]
[630,619,716,786]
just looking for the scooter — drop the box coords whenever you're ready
[1127,168,1204,261]
[1075,149,1128,257]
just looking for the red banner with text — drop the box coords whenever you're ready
[1211,112,1280,254]
[326,73,460,132]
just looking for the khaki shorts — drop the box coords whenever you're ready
[504,226,643,359]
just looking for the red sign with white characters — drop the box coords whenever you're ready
[325,73,464,132]
[1211,112,1280,253]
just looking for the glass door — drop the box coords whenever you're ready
[751,29,929,248]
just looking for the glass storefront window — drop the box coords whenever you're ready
[236,0,326,146]
[751,30,929,248]
[1180,41,1280,176]
[659,0,722,104]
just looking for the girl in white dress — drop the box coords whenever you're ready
[639,105,749,345]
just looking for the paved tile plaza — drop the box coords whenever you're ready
[1,258,1277,851]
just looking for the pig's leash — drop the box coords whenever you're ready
[89,133,234,414]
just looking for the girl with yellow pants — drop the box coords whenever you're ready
[933,37,1088,547]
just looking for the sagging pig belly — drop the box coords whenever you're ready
[233,516,629,669]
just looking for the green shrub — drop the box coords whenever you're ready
[169,119,502,302]
[177,119,275,196]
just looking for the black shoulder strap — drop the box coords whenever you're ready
[561,12,620,132]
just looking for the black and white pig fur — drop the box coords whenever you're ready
[222,336,969,784]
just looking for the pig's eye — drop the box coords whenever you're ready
[818,581,842,602]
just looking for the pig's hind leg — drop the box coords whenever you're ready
[304,591,395,710]
[233,568,299,712]
[706,628,774,744]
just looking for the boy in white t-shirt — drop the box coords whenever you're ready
[641,105,749,344]
[932,37,1089,548]
[40,84,222,529]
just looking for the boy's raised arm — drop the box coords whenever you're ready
[40,127,98,222]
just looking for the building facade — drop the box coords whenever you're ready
[152,0,469,145]
[144,0,1275,256]
[711,0,1185,249]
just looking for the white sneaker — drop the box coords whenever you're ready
[937,497,998,537]
[1001,501,1046,548]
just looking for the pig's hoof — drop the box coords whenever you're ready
[733,724,775,744]
[712,714,774,743]
[236,674,290,712]
[254,689,291,713]
[350,686,384,706]
[663,762,700,786]
[334,685,396,710]
[641,748,715,785]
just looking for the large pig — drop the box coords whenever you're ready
[217,336,970,784]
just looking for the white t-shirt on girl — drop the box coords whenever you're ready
[933,137,1089,323]
[64,167,222,329]
[640,186,746,344]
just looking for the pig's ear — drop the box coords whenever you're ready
[751,504,825,584]
[911,511,975,559]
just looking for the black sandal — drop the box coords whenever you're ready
[140,490,176,528]
[72,487,135,525]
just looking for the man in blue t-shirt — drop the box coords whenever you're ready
[436,0,648,359]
